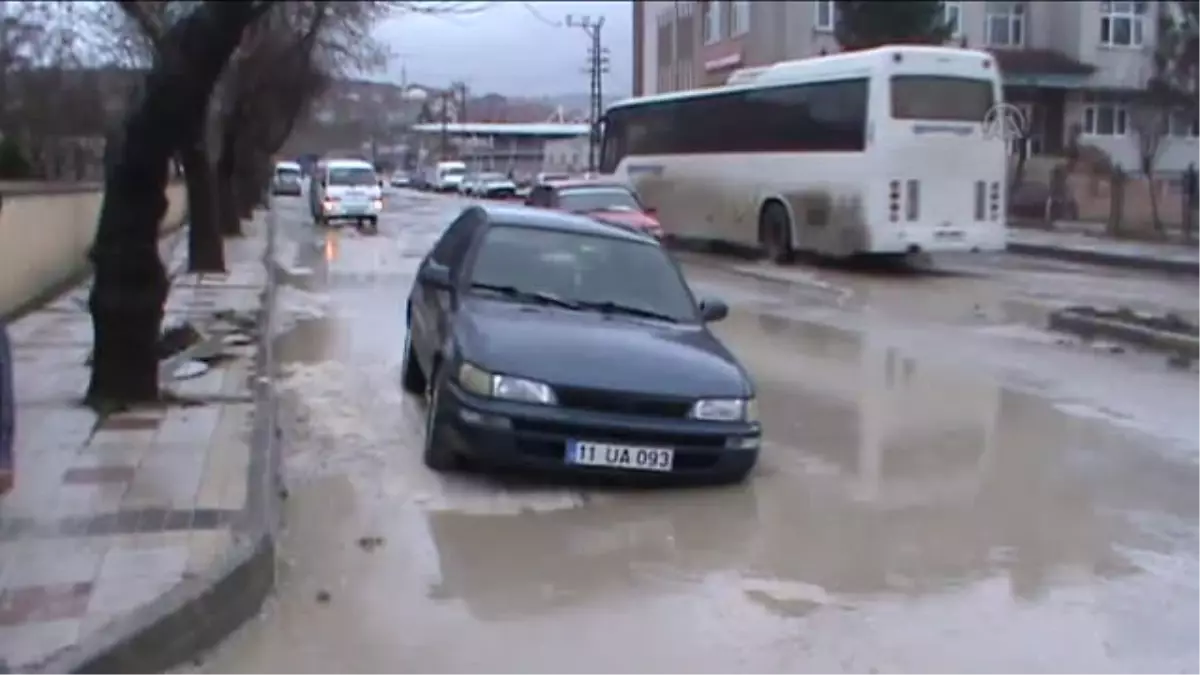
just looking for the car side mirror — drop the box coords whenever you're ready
[698,297,728,323]
[418,263,453,290]
[378,179,384,188]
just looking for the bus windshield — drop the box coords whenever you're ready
[890,75,995,123]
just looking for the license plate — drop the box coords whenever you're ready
[566,440,674,472]
[935,230,964,240]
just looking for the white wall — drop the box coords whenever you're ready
[0,184,187,318]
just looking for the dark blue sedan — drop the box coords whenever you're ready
[401,204,761,484]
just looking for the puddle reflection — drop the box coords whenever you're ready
[710,307,1196,602]
[423,486,759,622]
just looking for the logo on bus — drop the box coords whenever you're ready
[982,103,1027,143]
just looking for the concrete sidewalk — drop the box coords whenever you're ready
[1007,228,1199,275]
[0,215,280,672]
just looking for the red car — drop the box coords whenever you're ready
[524,179,663,240]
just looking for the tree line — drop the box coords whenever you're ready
[0,1,482,408]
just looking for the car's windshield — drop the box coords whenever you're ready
[541,173,570,182]
[468,225,698,322]
[327,167,376,186]
[480,173,508,182]
[441,166,466,177]
[558,188,641,213]
[276,167,301,181]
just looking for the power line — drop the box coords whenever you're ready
[521,2,563,28]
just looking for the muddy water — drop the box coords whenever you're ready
[195,193,1198,673]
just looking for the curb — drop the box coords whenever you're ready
[34,209,283,674]
[1006,241,1199,276]
[1048,309,1199,358]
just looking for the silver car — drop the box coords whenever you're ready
[272,163,303,196]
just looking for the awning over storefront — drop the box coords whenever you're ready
[991,49,1096,89]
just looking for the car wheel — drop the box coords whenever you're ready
[422,368,459,472]
[400,331,426,394]
[759,201,795,265]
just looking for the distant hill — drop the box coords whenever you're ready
[533,93,623,110]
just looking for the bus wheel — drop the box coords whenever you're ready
[759,202,794,265]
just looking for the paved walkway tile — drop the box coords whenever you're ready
[0,217,270,670]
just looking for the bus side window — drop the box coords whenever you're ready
[600,113,627,172]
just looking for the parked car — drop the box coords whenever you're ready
[470,172,518,199]
[271,160,304,196]
[401,203,760,483]
[525,179,664,240]
[535,172,572,185]
[458,174,481,196]
[0,321,13,496]
[389,171,411,188]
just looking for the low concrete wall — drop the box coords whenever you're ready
[0,183,187,319]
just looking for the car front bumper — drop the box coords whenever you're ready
[482,186,517,199]
[322,201,381,218]
[436,381,761,483]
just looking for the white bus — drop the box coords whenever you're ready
[599,46,1008,261]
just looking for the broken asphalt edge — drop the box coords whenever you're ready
[34,209,283,675]
[1048,309,1200,359]
[663,233,1197,277]
[1005,241,1199,276]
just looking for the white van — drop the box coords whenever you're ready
[309,159,383,228]
[431,160,467,192]
[271,161,303,196]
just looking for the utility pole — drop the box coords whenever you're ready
[438,88,451,161]
[452,80,469,125]
[566,14,608,173]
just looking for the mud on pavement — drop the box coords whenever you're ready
[184,190,1198,674]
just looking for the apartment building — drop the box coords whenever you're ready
[631,1,1198,174]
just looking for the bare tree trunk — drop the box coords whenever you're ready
[87,3,265,407]
[1147,178,1164,238]
[88,124,172,405]
[216,122,242,236]
[180,139,225,272]
[235,150,269,218]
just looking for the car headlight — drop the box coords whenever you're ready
[372,199,384,210]
[457,362,557,405]
[690,397,756,422]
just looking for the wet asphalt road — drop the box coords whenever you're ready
[194,190,1198,673]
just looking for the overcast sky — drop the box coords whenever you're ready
[375,1,632,97]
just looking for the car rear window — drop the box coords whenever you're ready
[890,75,995,122]
[557,188,641,213]
[328,167,377,186]
[469,225,698,322]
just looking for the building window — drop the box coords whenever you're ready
[1099,1,1147,47]
[1083,103,1129,136]
[1169,109,1199,138]
[815,0,835,32]
[985,1,1025,46]
[944,1,963,38]
[731,0,750,36]
[702,1,723,44]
